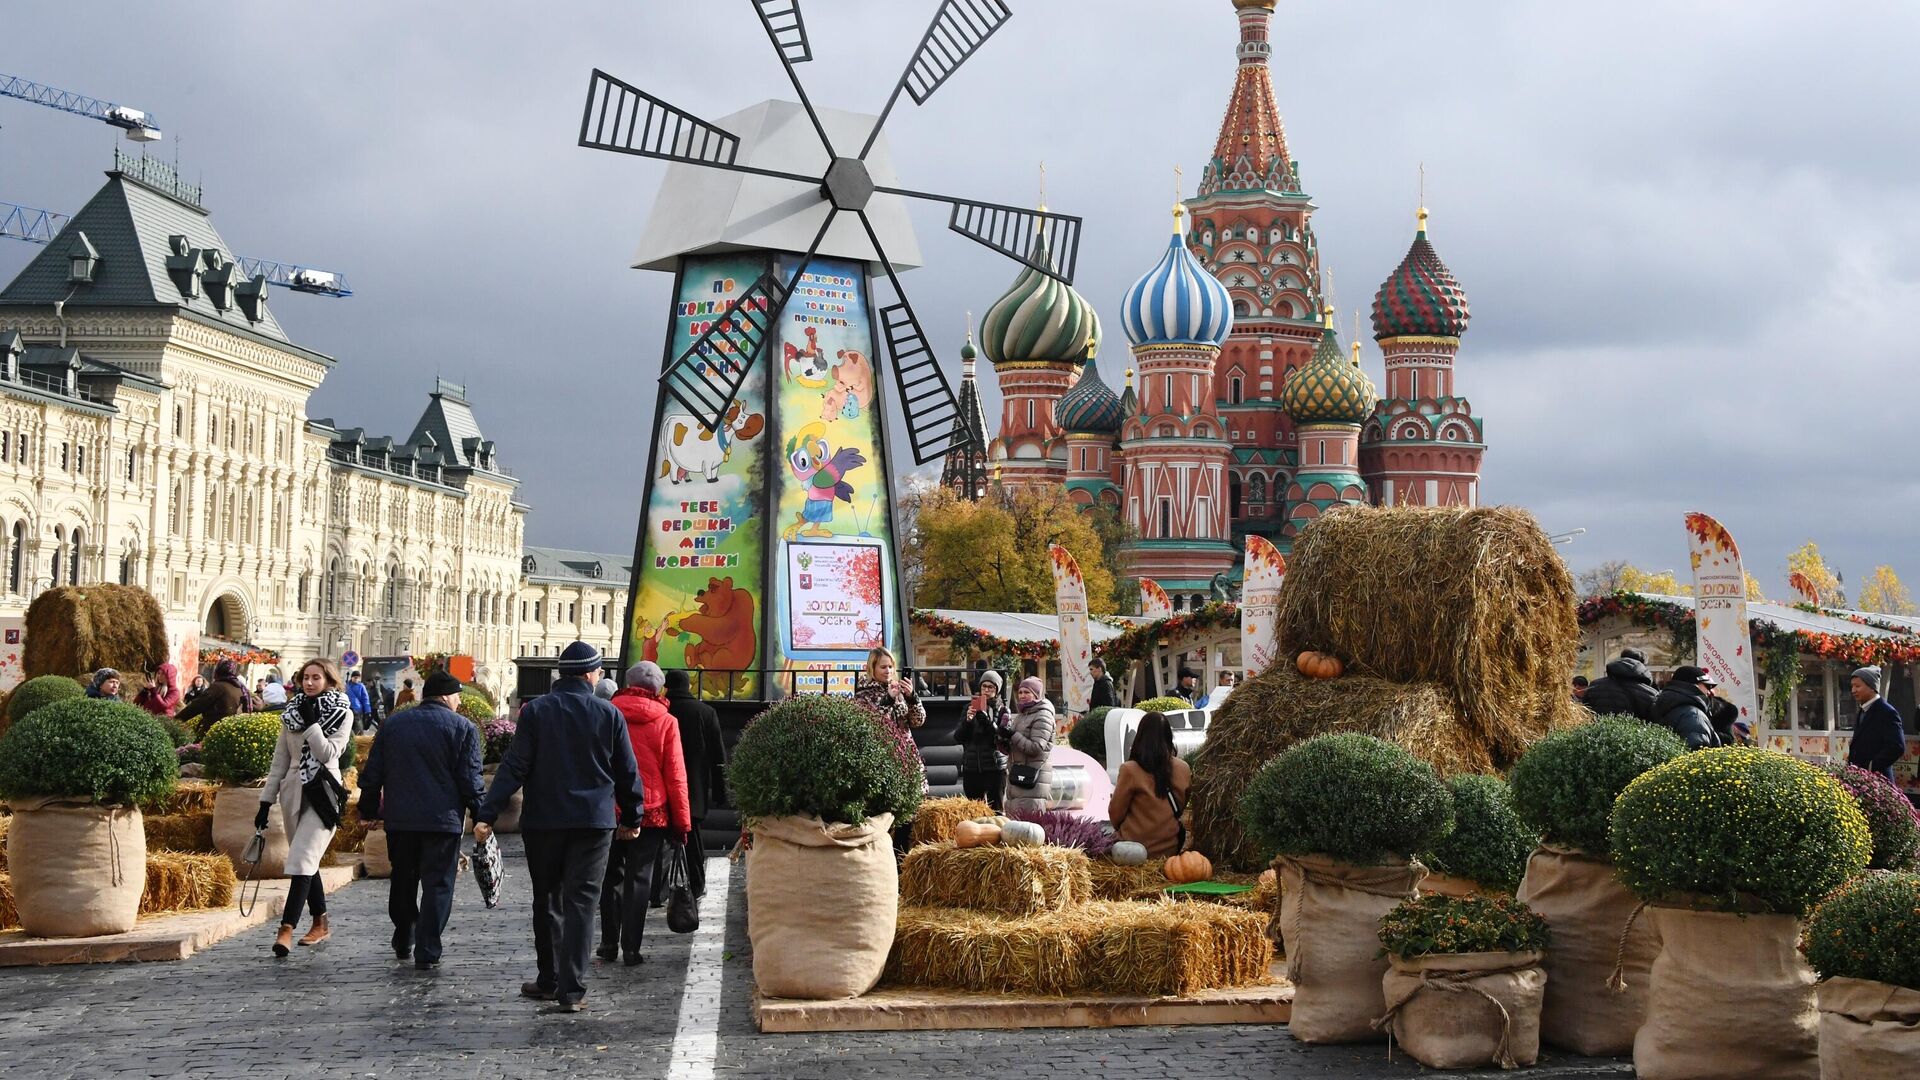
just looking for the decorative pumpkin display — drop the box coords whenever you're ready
[999,820,1045,847]
[953,819,1001,849]
[1165,851,1213,884]
[1295,651,1344,679]
[1110,841,1149,867]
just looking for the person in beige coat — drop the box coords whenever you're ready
[1004,676,1056,815]
[261,657,354,957]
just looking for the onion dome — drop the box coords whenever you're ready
[980,231,1101,366]
[1059,350,1125,435]
[1281,307,1377,424]
[1372,207,1470,339]
[1121,204,1234,348]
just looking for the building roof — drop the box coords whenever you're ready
[1623,594,1914,641]
[922,608,1145,647]
[407,378,501,473]
[979,233,1101,367]
[1121,209,1235,349]
[522,546,634,587]
[1058,354,1125,435]
[1280,315,1377,424]
[1373,208,1470,340]
[1197,0,1297,198]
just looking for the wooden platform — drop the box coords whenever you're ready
[756,967,1293,1033]
[0,859,361,966]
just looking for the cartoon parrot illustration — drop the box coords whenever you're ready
[781,422,865,540]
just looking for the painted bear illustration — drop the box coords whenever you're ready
[819,348,876,422]
[670,576,758,671]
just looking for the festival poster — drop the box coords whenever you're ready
[627,253,772,692]
[1240,535,1286,678]
[1140,579,1173,621]
[1685,512,1759,729]
[1050,545,1092,715]
[767,254,900,692]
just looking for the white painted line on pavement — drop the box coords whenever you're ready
[669,857,732,1080]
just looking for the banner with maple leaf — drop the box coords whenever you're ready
[1686,511,1758,724]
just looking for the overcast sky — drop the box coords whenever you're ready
[3,1,1915,597]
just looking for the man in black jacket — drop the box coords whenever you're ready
[1846,666,1907,783]
[356,670,484,969]
[1088,659,1116,710]
[475,642,644,1013]
[1652,666,1723,750]
[660,669,727,898]
[1581,648,1659,720]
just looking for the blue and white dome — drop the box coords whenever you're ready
[1121,207,1234,348]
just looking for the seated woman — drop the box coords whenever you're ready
[1106,712,1190,858]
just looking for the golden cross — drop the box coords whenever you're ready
[1419,162,1426,206]
[1038,161,1047,213]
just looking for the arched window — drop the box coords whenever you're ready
[1249,474,1268,505]
[1229,474,1243,518]
[50,525,64,587]
[119,552,132,585]
[385,565,399,618]
[1231,376,1243,404]
[69,527,82,585]
[326,558,339,612]
[9,521,23,594]
[1233,299,1251,318]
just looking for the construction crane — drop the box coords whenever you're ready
[0,72,161,141]
[2,199,351,298]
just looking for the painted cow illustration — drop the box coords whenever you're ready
[659,400,766,484]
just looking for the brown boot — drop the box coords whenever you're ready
[273,924,295,957]
[298,914,330,947]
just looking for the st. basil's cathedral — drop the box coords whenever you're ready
[941,0,1483,610]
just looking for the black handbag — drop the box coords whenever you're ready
[665,842,699,934]
[1009,762,1040,789]
[303,769,348,829]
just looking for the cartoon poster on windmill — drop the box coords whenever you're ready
[768,253,900,691]
[627,253,771,691]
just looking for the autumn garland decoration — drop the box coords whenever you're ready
[908,610,1058,664]
[1579,591,1920,673]
[198,647,281,668]
[1095,601,1240,666]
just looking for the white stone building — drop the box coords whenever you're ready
[516,547,633,664]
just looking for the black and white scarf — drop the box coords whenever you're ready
[283,689,351,785]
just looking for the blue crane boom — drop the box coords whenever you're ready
[0,73,161,141]
[0,202,69,244]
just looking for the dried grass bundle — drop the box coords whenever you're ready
[900,841,1091,916]
[0,814,10,872]
[140,851,235,914]
[144,811,215,853]
[143,780,222,817]
[909,797,995,847]
[1088,858,1169,902]
[326,801,369,858]
[1085,902,1274,996]
[0,872,14,930]
[22,584,167,679]
[888,904,1091,995]
[1275,505,1579,763]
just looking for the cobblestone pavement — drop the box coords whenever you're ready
[0,838,1633,1079]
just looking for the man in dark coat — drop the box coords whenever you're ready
[1581,648,1659,720]
[356,670,485,969]
[1088,659,1116,710]
[475,642,644,1013]
[1173,667,1200,704]
[1652,666,1723,751]
[660,669,727,899]
[1846,666,1907,783]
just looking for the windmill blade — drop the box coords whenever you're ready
[579,68,815,185]
[947,198,1081,285]
[854,212,965,466]
[857,0,1013,158]
[752,0,813,64]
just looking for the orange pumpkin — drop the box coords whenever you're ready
[953,820,1001,849]
[1296,651,1344,679]
[1164,851,1213,884]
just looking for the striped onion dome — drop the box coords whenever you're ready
[1059,353,1125,435]
[980,232,1101,366]
[1372,207,1470,339]
[1281,309,1377,424]
[1121,205,1234,348]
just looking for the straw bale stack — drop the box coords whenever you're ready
[140,851,236,914]
[0,873,14,929]
[909,797,995,847]
[0,814,9,872]
[144,780,222,818]
[144,811,216,853]
[900,842,1091,917]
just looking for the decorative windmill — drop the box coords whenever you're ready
[591,0,1084,697]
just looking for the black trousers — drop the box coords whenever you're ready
[600,828,668,956]
[386,830,461,964]
[522,828,613,1006]
[963,769,1006,812]
[279,873,327,928]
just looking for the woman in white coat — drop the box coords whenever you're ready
[261,657,353,957]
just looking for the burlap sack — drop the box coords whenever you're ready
[360,826,391,878]
[748,813,896,1000]
[1635,906,1817,1080]
[1273,854,1425,1043]
[1516,844,1656,1055]
[4,798,145,937]
[212,785,289,878]
[1378,950,1545,1069]
[1817,977,1920,1080]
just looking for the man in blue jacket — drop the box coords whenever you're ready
[1847,666,1907,783]
[356,670,484,970]
[475,642,643,1013]
[346,670,375,733]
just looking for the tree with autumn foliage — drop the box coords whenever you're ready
[1857,565,1917,616]
[1786,541,1847,607]
[1577,560,1765,600]
[905,485,1117,615]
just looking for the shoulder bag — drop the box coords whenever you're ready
[664,841,699,934]
[303,768,348,830]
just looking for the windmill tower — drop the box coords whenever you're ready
[590,0,1085,698]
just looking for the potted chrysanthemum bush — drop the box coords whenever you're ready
[1237,733,1454,1043]
[1505,715,1685,1055]
[1375,893,1551,1069]
[0,698,176,936]
[1824,764,1919,871]
[1802,871,1920,1077]
[1611,747,1870,1080]
[203,712,291,877]
[1416,773,1532,897]
[730,694,922,1000]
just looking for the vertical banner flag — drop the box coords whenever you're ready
[1140,579,1173,621]
[1050,544,1093,715]
[1241,536,1287,678]
[1788,570,1822,606]
[1685,512,1758,727]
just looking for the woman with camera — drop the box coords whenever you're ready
[960,669,1011,812]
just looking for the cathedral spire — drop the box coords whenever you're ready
[1198,0,1295,197]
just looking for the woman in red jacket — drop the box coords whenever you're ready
[599,660,692,966]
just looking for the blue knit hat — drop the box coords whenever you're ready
[557,640,603,676]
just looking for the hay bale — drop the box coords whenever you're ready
[885,900,1273,997]
[140,851,236,914]
[0,814,9,872]
[0,872,14,929]
[22,584,168,679]
[144,811,215,853]
[900,842,1091,916]
[143,779,221,817]
[1088,858,1169,902]
[327,801,368,858]
[1276,506,1578,763]
[909,797,995,847]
